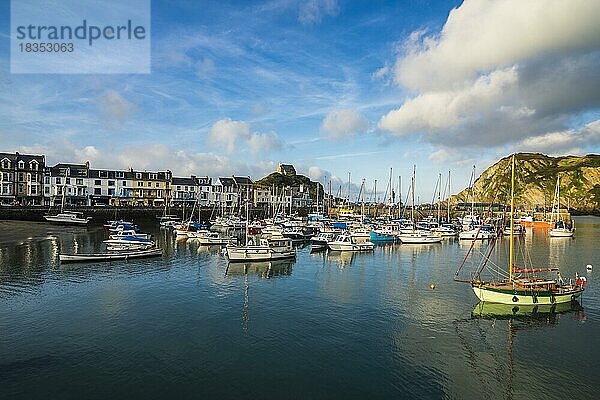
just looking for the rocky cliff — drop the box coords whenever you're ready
[452,153,600,214]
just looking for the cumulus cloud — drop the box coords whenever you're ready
[247,132,282,154]
[208,118,250,154]
[299,0,339,25]
[379,0,600,150]
[97,90,135,122]
[395,0,600,92]
[321,109,369,139]
[208,118,282,155]
[516,119,600,156]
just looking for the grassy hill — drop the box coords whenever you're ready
[452,153,600,213]
[254,172,324,200]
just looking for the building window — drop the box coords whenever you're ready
[122,181,127,186]
[65,178,71,184]
[137,182,143,187]
[155,182,159,188]
[108,180,115,186]
[2,172,9,181]
[67,187,72,194]
[147,182,151,187]
[95,180,101,185]
[30,161,38,170]
[108,188,115,196]
[99,171,108,178]
[177,186,181,191]
[157,190,162,197]
[136,173,142,179]
[75,178,83,185]
[0,159,9,169]
[44,187,50,194]
[116,172,124,178]
[18,161,25,169]
[56,177,62,184]
[94,188,101,195]
[150,173,157,180]
[44,176,50,184]
[30,186,37,195]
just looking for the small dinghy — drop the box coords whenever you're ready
[59,248,162,263]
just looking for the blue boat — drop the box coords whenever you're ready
[369,231,396,242]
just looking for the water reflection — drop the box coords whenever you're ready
[472,300,584,321]
[225,260,294,278]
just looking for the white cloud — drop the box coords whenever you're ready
[208,118,282,155]
[97,90,135,122]
[208,118,251,154]
[195,57,216,79]
[247,132,282,154]
[298,0,339,25]
[516,119,600,155]
[379,0,600,150]
[395,0,600,91]
[321,109,369,139]
[379,67,518,135]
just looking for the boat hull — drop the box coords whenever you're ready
[226,246,296,262]
[44,215,90,225]
[327,242,374,251]
[472,284,583,305]
[549,229,574,237]
[59,248,162,263]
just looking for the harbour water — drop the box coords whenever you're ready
[1,217,598,399]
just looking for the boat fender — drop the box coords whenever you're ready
[550,293,556,304]
[586,264,592,271]
[512,296,519,303]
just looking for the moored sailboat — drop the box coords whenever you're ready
[455,154,586,305]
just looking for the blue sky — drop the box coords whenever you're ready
[1,0,600,203]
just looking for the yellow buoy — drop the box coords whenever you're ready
[430,283,436,290]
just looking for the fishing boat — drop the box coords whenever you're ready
[549,174,574,238]
[455,154,586,305]
[59,248,162,263]
[109,229,152,240]
[503,222,525,236]
[226,237,296,262]
[459,224,496,240]
[189,231,232,246]
[327,234,374,251]
[310,231,338,250]
[369,229,396,243]
[103,236,155,250]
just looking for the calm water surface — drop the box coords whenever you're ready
[1,217,598,399]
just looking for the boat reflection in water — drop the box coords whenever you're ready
[225,259,294,279]
[326,250,356,268]
[466,300,585,399]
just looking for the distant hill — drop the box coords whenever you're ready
[451,153,600,214]
[254,172,324,199]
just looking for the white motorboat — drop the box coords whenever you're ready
[44,211,91,225]
[109,230,151,240]
[398,230,443,244]
[327,234,374,251]
[103,236,155,250]
[310,232,338,250]
[225,238,296,262]
[458,225,496,240]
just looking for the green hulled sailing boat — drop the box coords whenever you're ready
[455,154,586,305]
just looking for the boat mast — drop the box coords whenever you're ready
[509,154,515,282]
[447,170,451,222]
[471,165,476,219]
[557,174,561,223]
[245,186,250,246]
[361,179,365,224]
[437,173,442,223]
[411,165,416,229]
